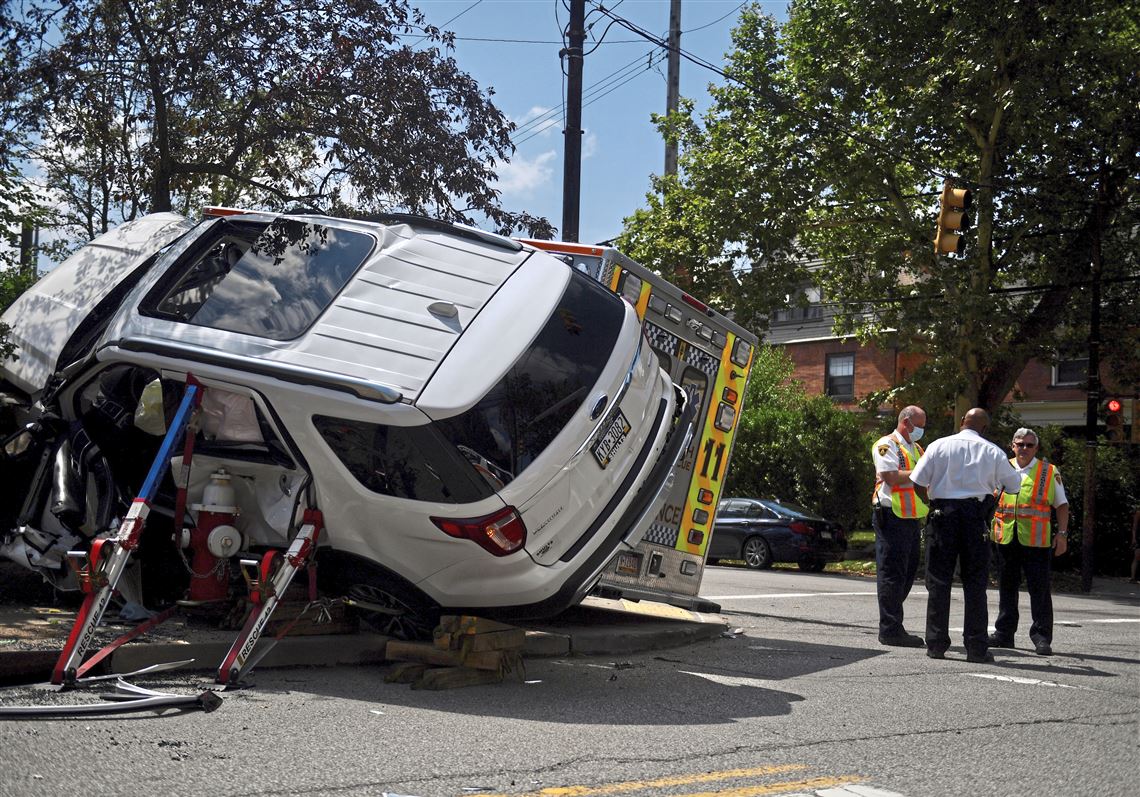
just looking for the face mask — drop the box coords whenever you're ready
[909,425,924,442]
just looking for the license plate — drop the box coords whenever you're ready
[615,550,642,576]
[591,410,631,468]
[821,531,832,539]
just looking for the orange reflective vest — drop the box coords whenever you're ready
[992,459,1057,547]
[873,434,929,519]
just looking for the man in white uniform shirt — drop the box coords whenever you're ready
[909,408,1022,662]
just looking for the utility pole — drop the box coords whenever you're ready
[664,0,681,177]
[561,0,585,242]
[18,220,37,274]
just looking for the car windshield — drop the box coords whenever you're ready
[762,499,821,520]
[432,269,625,487]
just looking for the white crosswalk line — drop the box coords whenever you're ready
[818,786,907,797]
[703,591,877,600]
[965,672,1084,689]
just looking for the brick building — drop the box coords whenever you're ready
[765,295,1103,430]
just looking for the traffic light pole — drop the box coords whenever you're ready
[1079,204,1103,593]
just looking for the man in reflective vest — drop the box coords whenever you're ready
[989,427,1069,656]
[871,405,929,646]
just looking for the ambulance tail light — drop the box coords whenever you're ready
[431,507,527,556]
[202,206,253,218]
[789,521,813,536]
[681,293,709,315]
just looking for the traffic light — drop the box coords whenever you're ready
[1105,398,1125,443]
[934,181,972,256]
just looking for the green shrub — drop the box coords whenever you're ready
[725,346,873,532]
[1052,438,1139,576]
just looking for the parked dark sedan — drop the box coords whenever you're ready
[709,497,847,572]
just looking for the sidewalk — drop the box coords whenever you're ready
[0,592,730,685]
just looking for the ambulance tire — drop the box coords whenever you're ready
[742,536,772,570]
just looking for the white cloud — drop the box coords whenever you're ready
[582,132,598,159]
[513,106,560,139]
[495,149,557,196]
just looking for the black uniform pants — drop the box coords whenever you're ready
[872,505,921,637]
[993,536,1054,647]
[924,498,991,655]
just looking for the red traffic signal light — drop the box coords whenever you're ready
[934,181,973,256]
[1105,398,1125,443]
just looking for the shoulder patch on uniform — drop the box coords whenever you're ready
[877,444,889,456]
[1054,472,1062,485]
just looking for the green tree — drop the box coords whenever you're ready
[19,0,553,249]
[620,1,1140,419]
[1,1,49,358]
[726,346,873,533]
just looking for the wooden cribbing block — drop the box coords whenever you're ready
[386,640,517,672]
[412,667,504,690]
[433,615,525,651]
[384,662,428,684]
[459,628,526,653]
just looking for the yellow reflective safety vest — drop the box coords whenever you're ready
[992,458,1057,547]
[873,434,929,519]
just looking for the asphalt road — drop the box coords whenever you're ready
[0,566,1135,797]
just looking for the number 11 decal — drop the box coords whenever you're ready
[700,438,726,482]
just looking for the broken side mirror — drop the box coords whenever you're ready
[3,422,43,459]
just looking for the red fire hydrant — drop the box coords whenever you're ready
[183,468,242,602]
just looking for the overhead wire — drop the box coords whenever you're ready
[510,45,662,141]
[411,0,484,50]
[512,51,667,147]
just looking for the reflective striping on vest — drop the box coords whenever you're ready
[890,437,928,519]
[993,459,1056,547]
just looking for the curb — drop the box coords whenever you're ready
[0,599,728,685]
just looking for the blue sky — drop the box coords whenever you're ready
[412,1,788,244]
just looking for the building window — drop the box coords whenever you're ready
[773,286,824,324]
[1053,357,1088,386]
[826,353,855,398]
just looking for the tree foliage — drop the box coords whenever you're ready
[17,0,553,249]
[620,0,1140,419]
[1,1,49,357]
[726,346,874,532]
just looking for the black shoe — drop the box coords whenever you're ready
[879,632,925,648]
[1034,642,1053,656]
[966,650,995,663]
[926,647,946,660]
[988,634,1014,648]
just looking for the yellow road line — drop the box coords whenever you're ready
[672,776,869,797]
[469,765,809,797]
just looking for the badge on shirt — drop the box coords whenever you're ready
[877,444,889,456]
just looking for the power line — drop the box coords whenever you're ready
[511,47,664,145]
[513,51,666,147]
[512,46,660,137]
[410,0,484,50]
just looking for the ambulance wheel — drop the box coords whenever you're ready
[742,536,772,570]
